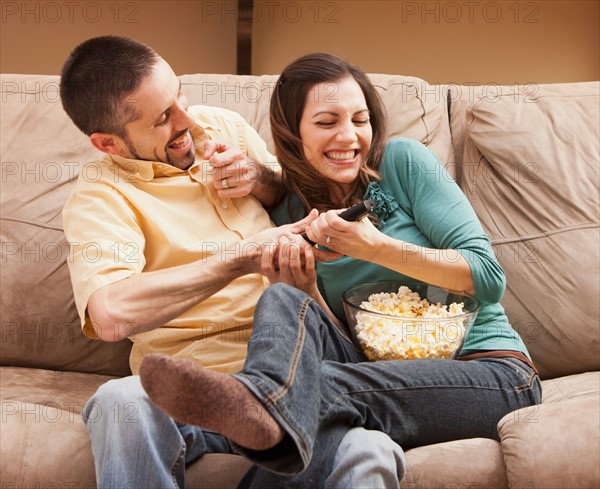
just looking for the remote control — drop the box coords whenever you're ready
[300,199,376,245]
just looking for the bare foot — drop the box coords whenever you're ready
[139,353,284,450]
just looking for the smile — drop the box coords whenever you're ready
[168,131,191,150]
[325,150,357,161]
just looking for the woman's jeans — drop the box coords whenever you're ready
[232,283,542,488]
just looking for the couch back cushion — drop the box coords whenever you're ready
[180,73,454,173]
[452,82,600,379]
[1,71,453,375]
[0,75,132,376]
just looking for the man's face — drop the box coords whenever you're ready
[119,58,196,170]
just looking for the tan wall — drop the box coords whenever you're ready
[252,0,600,83]
[0,0,237,75]
[0,0,598,84]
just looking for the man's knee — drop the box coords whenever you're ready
[82,376,146,425]
[329,428,407,488]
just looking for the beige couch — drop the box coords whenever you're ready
[1,72,598,488]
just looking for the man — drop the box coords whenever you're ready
[60,36,406,488]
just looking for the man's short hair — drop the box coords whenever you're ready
[60,36,160,137]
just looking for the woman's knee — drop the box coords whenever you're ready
[259,283,307,306]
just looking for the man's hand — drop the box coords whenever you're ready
[204,140,283,206]
[239,210,319,271]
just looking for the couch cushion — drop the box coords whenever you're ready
[541,371,600,403]
[368,74,454,170]
[0,399,250,489]
[1,400,97,486]
[402,438,508,488]
[0,366,115,486]
[186,454,252,488]
[456,82,600,379]
[1,75,133,376]
[0,366,250,488]
[180,73,455,174]
[498,397,600,489]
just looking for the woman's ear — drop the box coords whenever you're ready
[89,133,124,155]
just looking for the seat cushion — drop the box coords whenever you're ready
[0,366,117,486]
[0,366,250,488]
[541,371,600,403]
[402,438,508,488]
[498,396,600,489]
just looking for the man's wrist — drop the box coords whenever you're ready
[218,241,261,275]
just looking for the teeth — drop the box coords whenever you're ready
[170,132,188,148]
[327,150,355,160]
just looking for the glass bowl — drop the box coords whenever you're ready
[342,281,480,361]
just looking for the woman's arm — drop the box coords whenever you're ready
[304,139,505,303]
[305,214,475,296]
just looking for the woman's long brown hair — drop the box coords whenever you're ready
[270,53,388,213]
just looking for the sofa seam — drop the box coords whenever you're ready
[0,216,63,231]
[490,221,599,245]
[375,81,431,145]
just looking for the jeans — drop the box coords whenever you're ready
[82,365,406,488]
[326,427,406,489]
[231,283,542,488]
[82,375,232,489]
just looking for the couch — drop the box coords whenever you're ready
[1,71,598,489]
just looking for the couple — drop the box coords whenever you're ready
[61,36,541,488]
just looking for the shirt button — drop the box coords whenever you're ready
[221,201,228,209]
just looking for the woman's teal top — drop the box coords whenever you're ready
[270,138,530,358]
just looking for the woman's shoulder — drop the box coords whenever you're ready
[383,137,431,159]
[380,138,437,175]
[269,193,306,226]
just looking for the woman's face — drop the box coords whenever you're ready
[299,77,373,195]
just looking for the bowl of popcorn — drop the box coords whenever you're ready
[342,282,480,361]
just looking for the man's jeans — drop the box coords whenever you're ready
[231,283,542,487]
[82,361,405,488]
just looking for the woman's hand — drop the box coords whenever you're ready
[261,231,346,328]
[304,208,385,261]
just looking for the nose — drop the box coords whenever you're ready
[173,95,194,129]
[336,119,358,143]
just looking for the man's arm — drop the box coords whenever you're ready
[87,244,254,342]
[87,215,314,342]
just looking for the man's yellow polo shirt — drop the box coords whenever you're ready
[63,106,277,374]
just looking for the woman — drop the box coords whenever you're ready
[140,53,541,487]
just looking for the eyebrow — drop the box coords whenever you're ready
[153,81,182,125]
[311,108,369,118]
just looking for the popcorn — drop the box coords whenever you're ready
[355,286,466,361]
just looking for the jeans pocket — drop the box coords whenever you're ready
[500,358,541,401]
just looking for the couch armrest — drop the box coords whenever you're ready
[498,397,600,489]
